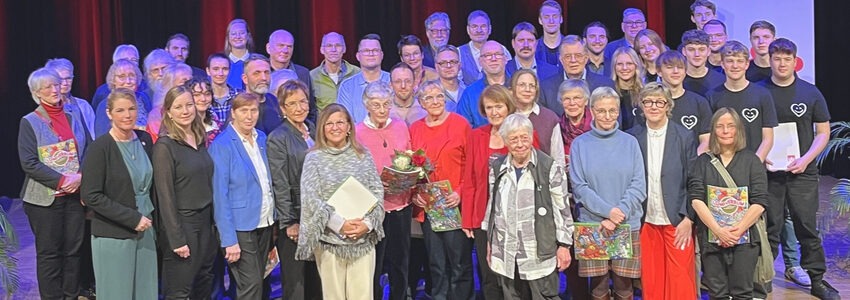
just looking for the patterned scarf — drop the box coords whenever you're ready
[559,107,592,155]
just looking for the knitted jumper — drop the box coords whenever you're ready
[296,142,385,261]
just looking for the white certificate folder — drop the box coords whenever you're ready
[326,176,379,219]
[767,122,801,171]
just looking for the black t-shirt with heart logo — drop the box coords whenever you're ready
[684,68,726,98]
[707,83,779,153]
[759,78,831,173]
[671,90,713,137]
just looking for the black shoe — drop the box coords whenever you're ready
[811,280,841,300]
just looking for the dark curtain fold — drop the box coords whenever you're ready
[0,0,842,196]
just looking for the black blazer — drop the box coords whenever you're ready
[267,119,316,228]
[81,130,155,239]
[627,122,697,226]
[539,71,615,116]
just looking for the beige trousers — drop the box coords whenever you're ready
[314,247,376,300]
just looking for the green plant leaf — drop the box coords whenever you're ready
[816,122,850,167]
[830,178,850,216]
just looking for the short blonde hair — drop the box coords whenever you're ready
[709,107,747,154]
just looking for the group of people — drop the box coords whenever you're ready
[18,1,839,300]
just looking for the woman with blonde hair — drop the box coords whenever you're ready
[610,47,646,131]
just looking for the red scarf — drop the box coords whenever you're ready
[559,107,592,155]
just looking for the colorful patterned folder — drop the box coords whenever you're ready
[707,185,750,244]
[574,223,633,260]
[418,180,462,232]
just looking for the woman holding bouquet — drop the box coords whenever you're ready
[409,80,473,300]
[569,86,646,300]
[688,108,767,299]
[297,104,385,300]
[355,81,414,300]
[267,80,322,300]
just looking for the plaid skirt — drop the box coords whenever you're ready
[578,231,641,278]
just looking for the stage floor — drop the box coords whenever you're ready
[6,176,849,299]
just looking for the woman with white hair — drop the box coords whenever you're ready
[355,81,413,300]
[18,67,91,299]
[569,86,646,300]
[44,58,96,137]
[483,113,573,299]
[94,59,151,137]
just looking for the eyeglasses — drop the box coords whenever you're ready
[561,96,586,104]
[481,52,504,60]
[563,53,586,61]
[367,102,391,110]
[115,73,137,82]
[322,43,343,49]
[469,24,489,31]
[359,48,382,55]
[641,100,668,108]
[516,82,537,90]
[428,28,449,36]
[623,20,646,27]
[60,76,74,82]
[324,120,348,129]
[284,99,309,109]
[436,60,459,67]
[593,108,619,118]
[402,52,422,60]
[421,93,446,104]
[507,135,532,146]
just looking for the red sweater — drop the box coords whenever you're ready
[409,113,471,222]
[460,124,541,229]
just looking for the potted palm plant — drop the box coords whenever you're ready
[816,121,850,233]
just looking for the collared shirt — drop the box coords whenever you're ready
[238,128,275,228]
[336,71,391,123]
[563,70,588,81]
[517,103,567,170]
[645,120,670,225]
[587,60,605,76]
[442,80,466,113]
[484,151,572,280]
[210,84,241,122]
[513,56,538,74]
[363,115,392,129]
[229,51,250,63]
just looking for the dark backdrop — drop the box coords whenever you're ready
[0,0,845,196]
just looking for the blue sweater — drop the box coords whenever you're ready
[568,122,646,229]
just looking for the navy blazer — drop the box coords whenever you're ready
[627,122,698,226]
[505,59,560,83]
[539,71,615,116]
[209,124,274,247]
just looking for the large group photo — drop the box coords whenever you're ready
[2,0,849,299]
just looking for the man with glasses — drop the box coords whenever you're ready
[506,22,559,81]
[389,62,428,125]
[311,32,361,111]
[458,10,512,86]
[540,35,615,116]
[337,33,390,123]
[434,45,465,113]
[603,8,647,67]
[457,40,509,128]
[703,19,728,72]
[267,29,317,122]
[422,12,451,68]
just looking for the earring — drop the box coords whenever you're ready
[346,131,351,136]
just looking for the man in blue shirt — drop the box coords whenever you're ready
[457,40,508,128]
[337,34,390,123]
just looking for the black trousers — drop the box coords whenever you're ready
[374,206,412,300]
[766,172,827,281]
[23,195,85,300]
[472,228,503,300]
[700,243,760,300]
[408,235,432,296]
[229,226,273,300]
[277,225,322,300]
[422,216,474,300]
[161,206,216,299]
[499,267,560,300]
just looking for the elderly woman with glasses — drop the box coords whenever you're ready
[409,80,474,300]
[94,59,152,137]
[569,86,646,300]
[296,104,385,300]
[484,113,574,299]
[19,67,91,299]
[267,79,322,300]
[355,81,414,300]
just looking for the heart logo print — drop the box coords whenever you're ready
[741,108,759,123]
[681,115,698,130]
[791,103,807,118]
